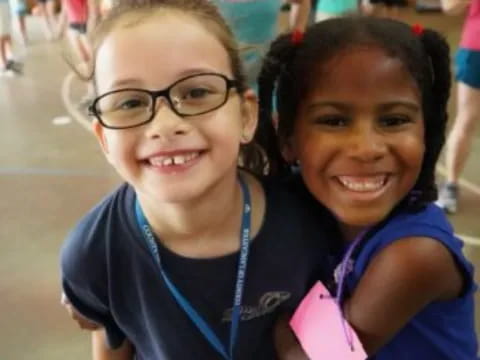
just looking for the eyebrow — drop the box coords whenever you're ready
[108,68,228,90]
[307,101,421,112]
[109,78,143,89]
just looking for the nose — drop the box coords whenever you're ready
[144,98,190,140]
[346,123,387,162]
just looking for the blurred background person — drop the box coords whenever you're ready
[8,0,28,45]
[315,0,358,22]
[0,0,22,76]
[367,0,408,18]
[36,0,57,40]
[437,0,480,213]
[213,0,311,90]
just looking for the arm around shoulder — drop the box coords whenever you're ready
[274,313,309,360]
[92,330,134,360]
[60,214,126,345]
[344,236,464,355]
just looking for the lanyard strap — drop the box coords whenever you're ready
[134,177,251,360]
[335,228,369,351]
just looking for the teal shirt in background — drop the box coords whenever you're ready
[212,0,282,90]
[316,0,357,15]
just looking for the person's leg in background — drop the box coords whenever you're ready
[438,49,480,213]
[9,0,28,45]
[67,24,89,64]
[37,0,56,40]
[438,83,480,213]
[15,6,27,45]
[0,1,22,76]
[67,24,94,107]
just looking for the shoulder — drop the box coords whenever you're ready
[367,235,458,282]
[359,235,465,302]
[362,204,458,257]
[353,204,470,300]
[60,183,134,281]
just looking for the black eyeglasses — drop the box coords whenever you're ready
[89,73,239,130]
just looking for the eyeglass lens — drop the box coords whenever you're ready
[96,74,230,128]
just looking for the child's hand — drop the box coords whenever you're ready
[274,313,310,360]
[61,292,102,330]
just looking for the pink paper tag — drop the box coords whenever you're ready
[290,281,367,360]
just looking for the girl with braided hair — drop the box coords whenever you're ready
[257,16,478,359]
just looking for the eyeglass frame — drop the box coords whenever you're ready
[88,73,240,130]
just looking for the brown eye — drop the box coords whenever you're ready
[379,115,412,127]
[314,115,348,127]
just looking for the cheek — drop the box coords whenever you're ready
[105,134,138,168]
[293,126,330,169]
[401,132,425,175]
[208,110,243,148]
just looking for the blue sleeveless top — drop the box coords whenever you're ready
[345,204,478,360]
[212,0,281,89]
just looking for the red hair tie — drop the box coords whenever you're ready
[291,29,304,45]
[412,24,424,36]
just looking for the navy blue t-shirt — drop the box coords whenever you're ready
[61,179,333,359]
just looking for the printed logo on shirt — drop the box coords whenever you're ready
[222,291,291,322]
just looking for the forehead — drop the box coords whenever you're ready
[306,46,420,102]
[95,12,232,92]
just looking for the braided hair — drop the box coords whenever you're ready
[257,16,451,211]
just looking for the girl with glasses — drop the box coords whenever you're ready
[60,0,332,358]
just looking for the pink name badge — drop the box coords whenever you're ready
[290,281,367,360]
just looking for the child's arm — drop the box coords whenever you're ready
[274,313,309,360]
[344,236,464,355]
[92,330,134,360]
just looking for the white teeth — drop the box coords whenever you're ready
[337,176,386,192]
[149,152,200,167]
[173,155,185,165]
[163,158,173,166]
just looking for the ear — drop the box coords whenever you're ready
[92,119,112,159]
[239,89,259,144]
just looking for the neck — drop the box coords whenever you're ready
[137,171,244,257]
[340,224,368,244]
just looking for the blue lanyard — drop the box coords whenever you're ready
[134,176,251,360]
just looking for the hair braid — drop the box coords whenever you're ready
[256,33,298,176]
[410,29,451,208]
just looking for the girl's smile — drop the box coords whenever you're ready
[330,172,397,206]
[142,149,205,175]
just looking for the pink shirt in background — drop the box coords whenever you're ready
[460,0,480,50]
[64,0,88,24]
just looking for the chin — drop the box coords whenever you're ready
[335,212,384,229]
[153,190,204,204]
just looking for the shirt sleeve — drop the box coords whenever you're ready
[60,219,126,349]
